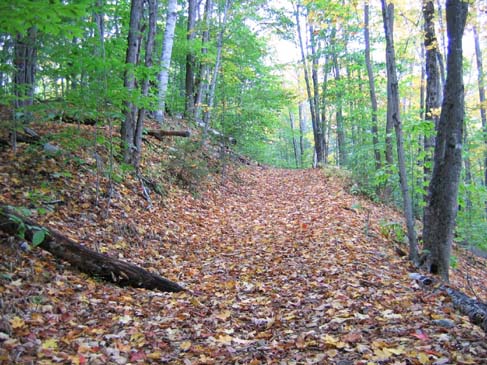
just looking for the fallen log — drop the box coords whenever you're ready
[0,205,184,292]
[9,127,41,144]
[445,287,487,333]
[147,130,191,141]
[409,273,487,333]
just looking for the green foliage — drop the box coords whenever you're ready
[6,209,48,249]
[111,162,135,184]
[379,219,406,243]
[0,0,91,36]
[450,254,458,269]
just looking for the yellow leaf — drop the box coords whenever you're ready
[180,341,192,351]
[216,334,233,345]
[41,338,58,350]
[147,351,162,359]
[215,310,231,321]
[322,334,338,345]
[10,316,25,329]
[130,332,146,346]
[417,352,430,364]
[321,334,347,349]
[385,346,405,355]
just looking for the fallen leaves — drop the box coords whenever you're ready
[0,144,486,364]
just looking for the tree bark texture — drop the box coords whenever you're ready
[202,0,231,142]
[295,4,324,166]
[12,27,37,152]
[135,0,158,166]
[364,4,381,171]
[0,206,184,292]
[184,0,198,119]
[472,25,487,188]
[309,24,325,164]
[422,0,468,282]
[156,0,178,124]
[194,0,213,125]
[121,0,144,166]
[332,52,346,167]
[298,102,305,166]
[422,0,442,209]
[289,110,299,168]
[13,27,37,110]
[381,0,419,264]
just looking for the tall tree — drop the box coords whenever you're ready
[289,109,299,168]
[472,24,487,188]
[12,27,37,151]
[202,0,231,141]
[156,0,178,124]
[309,24,326,164]
[121,0,143,164]
[184,0,198,119]
[295,3,324,166]
[121,0,157,167]
[422,0,468,281]
[422,0,442,209]
[332,51,346,167]
[363,3,381,172]
[381,0,419,263]
[194,0,213,124]
[298,101,305,166]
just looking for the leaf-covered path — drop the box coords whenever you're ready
[1,166,486,364]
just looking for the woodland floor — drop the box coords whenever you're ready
[1,123,487,364]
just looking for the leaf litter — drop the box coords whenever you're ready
[0,131,486,364]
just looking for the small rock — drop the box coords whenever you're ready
[432,319,455,328]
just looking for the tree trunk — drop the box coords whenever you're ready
[0,206,184,292]
[364,4,381,171]
[13,28,37,110]
[472,25,487,189]
[422,0,442,220]
[184,0,197,119]
[321,55,330,164]
[295,3,324,166]
[436,0,447,87]
[13,27,37,152]
[202,0,231,142]
[289,110,299,168]
[332,52,346,167]
[309,24,325,164]
[156,0,178,124]
[194,0,212,125]
[381,0,419,264]
[121,0,144,165]
[298,102,305,166]
[422,0,468,282]
[134,0,158,168]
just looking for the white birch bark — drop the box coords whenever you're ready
[156,0,178,124]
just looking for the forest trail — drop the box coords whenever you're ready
[1,166,486,364]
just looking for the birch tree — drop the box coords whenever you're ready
[156,0,178,124]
